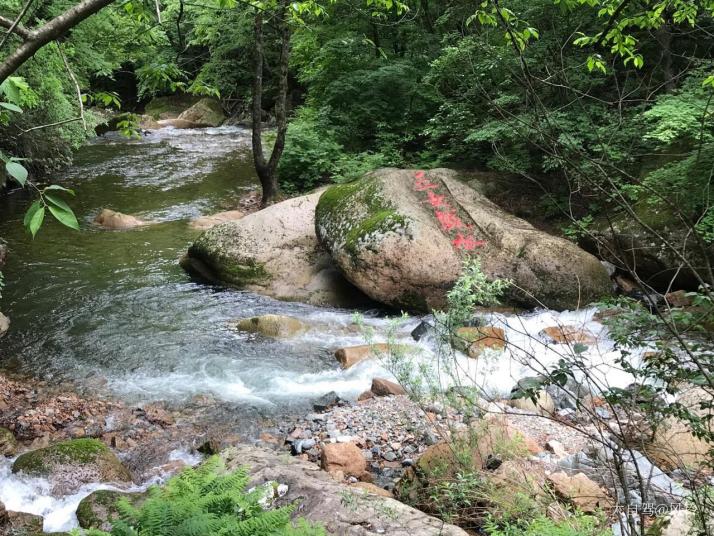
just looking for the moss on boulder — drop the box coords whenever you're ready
[181,191,373,307]
[12,439,132,494]
[315,168,612,311]
[77,490,146,531]
[144,94,200,119]
[177,98,226,127]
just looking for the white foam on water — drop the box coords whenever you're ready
[0,448,201,533]
[274,306,650,401]
[107,371,274,406]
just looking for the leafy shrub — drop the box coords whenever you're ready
[484,514,609,536]
[278,108,344,193]
[278,107,395,193]
[74,456,325,536]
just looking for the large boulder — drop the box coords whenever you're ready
[12,438,132,494]
[643,386,713,471]
[547,471,613,513]
[221,445,468,535]
[177,98,226,127]
[144,94,200,120]
[315,168,612,311]
[181,191,372,307]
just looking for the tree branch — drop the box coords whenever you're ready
[56,41,86,130]
[0,0,117,85]
[594,0,634,48]
[0,6,34,44]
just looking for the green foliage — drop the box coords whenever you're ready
[442,257,511,328]
[72,456,325,536]
[484,513,609,536]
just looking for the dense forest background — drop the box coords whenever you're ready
[1,0,713,261]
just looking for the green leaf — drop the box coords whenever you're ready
[47,204,80,230]
[45,193,73,212]
[6,161,28,186]
[44,184,76,196]
[23,200,42,227]
[0,102,22,113]
[27,205,45,237]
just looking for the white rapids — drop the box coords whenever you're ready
[0,449,202,533]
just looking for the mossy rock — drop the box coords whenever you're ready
[144,94,201,119]
[177,98,226,127]
[0,426,17,456]
[12,439,132,494]
[181,191,373,308]
[232,314,309,338]
[315,168,611,312]
[77,490,147,531]
[1,511,44,536]
[184,224,270,287]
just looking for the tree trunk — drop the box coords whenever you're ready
[419,0,434,33]
[251,0,290,207]
[0,0,117,84]
[656,23,675,92]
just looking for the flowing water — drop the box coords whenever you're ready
[0,126,652,531]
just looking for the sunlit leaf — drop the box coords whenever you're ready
[0,102,22,113]
[6,161,28,186]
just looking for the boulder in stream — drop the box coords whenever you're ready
[232,314,309,338]
[181,190,373,307]
[315,168,612,311]
[12,438,132,494]
[77,490,147,531]
[94,209,148,230]
[0,504,44,535]
[176,98,226,127]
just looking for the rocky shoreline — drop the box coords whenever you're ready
[1,361,708,536]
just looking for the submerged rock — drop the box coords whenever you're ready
[315,168,611,311]
[12,438,132,494]
[156,118,205,129]
[176,98,226,127]
[221,445,468,535]
[232,314,309,338]
[182,190,373,307]
[94,209,148,230]
[453,326,506,357]
[540,325,597,345]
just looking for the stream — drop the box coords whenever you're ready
[0,126,650,532]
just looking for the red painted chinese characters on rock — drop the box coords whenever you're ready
[413,170,486,252]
